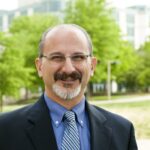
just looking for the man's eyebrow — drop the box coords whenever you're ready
[48,52,88,56]
[71,52,88,55]
[48,52,64,56]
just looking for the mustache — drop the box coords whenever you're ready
[54,71,82,82]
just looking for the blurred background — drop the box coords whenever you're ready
[0,0,150,149]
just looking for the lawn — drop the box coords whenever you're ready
[1,99,150,139]
[2,104,28,112]
[97,100,150,139]
[89,93,150,101]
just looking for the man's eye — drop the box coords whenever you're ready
[50,56,64,61]
[72,55,86,61]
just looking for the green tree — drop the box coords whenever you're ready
[113,41,139,91]
[64,0,122,82]
[8,14,60,91]
[64,0,140,94]
[117,40,150,92]
[0,44,33,111]
[137,41,150,91]
[0,14,60,109]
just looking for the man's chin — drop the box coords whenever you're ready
[52,84,81,100]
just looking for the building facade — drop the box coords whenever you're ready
[114,5,150,49]
[0,0,66,32]
[18,0,42,7]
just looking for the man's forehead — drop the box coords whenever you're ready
[45,25,87,40]
[41,24,92,54]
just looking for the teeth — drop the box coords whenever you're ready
[62,79,75,81]
[62,78,75,81]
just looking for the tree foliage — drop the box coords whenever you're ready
[118,40,150,92]
[0,46,32,97]
[0,14,60,101]
[64,0,136,85]
[136,41,150,91]
[114,42,138,81]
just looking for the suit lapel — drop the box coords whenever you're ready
[24,96,112,150]
[25,95,58,150]
[86,102,112,150]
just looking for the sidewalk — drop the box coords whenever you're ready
[89,94,150,105]
[137,139,150,150]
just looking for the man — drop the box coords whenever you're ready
[0,24,138,150]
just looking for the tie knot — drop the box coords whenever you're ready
[64,111,76,123]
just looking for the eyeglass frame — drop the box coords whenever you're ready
[39,52,92,65]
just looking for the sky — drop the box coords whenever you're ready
[1,0,150,10]
[0,0,18,10]
[112,0,150,8]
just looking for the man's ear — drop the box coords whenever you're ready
[90,57,97,76]
[35,58,43,77]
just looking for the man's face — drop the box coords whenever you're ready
[36,27,97,101]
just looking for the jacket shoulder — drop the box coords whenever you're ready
[0,104,33,125]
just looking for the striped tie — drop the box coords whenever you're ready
[61,111,80,150]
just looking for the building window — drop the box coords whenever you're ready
[0,16,2,31]
[20,9,28,16]
[126,13,135,24]
[8,13,14,25]
[127,27,134,36]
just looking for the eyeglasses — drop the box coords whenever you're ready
[40,53,92,65]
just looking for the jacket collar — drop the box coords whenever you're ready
[25,95,58,150]
[86,101,112,150]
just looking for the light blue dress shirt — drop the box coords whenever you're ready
[44,93,90,150]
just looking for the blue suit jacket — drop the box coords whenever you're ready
[0,95,138,150]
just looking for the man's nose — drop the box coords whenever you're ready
[61,57,76,74]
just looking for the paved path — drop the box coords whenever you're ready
[137,139,150,150]
[89,94,150,105]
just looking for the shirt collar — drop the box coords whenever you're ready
[72,98,85,127]
[44,93,86,128]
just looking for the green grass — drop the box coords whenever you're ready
[89,93,150,101]
[97,100,150,139]
[2,104,28,112]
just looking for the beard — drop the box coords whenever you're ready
[52,83,82,100]
[52,71,84,100]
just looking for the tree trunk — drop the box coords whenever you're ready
[25,88,29,100]
[85,83,93,100]
[0,93,3,112]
